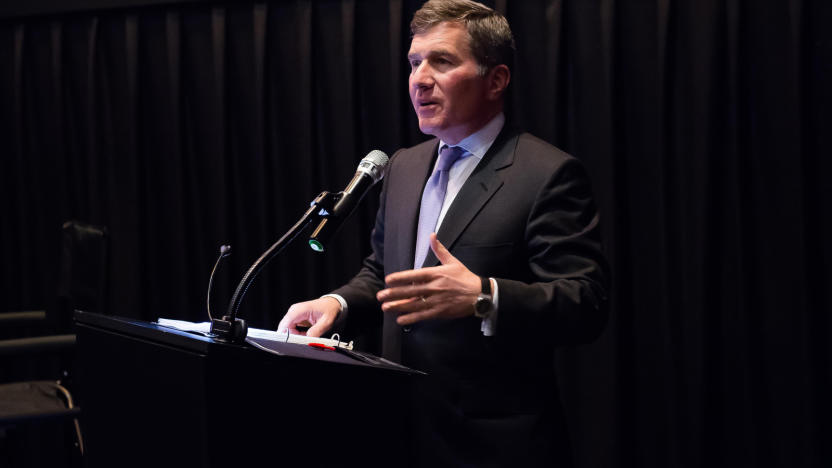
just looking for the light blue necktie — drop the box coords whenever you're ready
[414,145,466,268]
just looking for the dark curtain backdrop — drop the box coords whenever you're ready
[1,1,829,467]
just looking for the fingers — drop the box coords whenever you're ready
[277,314,301,335]
[377,281,434,303]
[306,316,333,338]
[429,233,456,265]
[278,297,340,337]
[384,236,457,286]
[396,307,439,326]
[279,304,309,334]
[380,296,440,325]
[380,294,459,326]
[384,268,436,288]
[380,296,423,315]
[384,235,461,288]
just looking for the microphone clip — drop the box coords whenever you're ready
[309,190,341,217]
[308,191,342,252]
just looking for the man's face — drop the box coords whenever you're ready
[408,22,494,145]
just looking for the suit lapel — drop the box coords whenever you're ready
[422,129,519,267]
[388,140,439,272]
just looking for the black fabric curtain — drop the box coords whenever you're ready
[1,1,829,467]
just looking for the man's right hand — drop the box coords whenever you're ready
[277,297,341,337]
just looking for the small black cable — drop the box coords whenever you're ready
[207,245,232,322]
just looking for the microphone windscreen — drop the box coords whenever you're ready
[363,149,389,168]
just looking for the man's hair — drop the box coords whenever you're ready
[411,0,515,75]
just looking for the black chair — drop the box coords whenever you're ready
[0,220,108,468]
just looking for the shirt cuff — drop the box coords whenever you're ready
[480,278,498,336]
[320,293,347,314]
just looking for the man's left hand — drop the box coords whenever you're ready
[377,233,481,326]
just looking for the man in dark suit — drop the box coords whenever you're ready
[279,1,609,465]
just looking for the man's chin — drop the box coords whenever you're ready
[417,121,440,138]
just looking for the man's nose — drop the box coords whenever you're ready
[411,62,434,89]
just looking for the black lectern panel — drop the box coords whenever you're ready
[74,311,415,468]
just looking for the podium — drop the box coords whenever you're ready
[74,311,419,468]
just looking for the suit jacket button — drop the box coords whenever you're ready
[403,325,411,332]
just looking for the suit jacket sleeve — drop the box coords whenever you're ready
[494,155,609,347]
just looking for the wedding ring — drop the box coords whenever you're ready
[420,296,428,305]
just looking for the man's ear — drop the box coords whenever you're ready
[487,64,511,101]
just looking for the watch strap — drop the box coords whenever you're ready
[480,276,492,296]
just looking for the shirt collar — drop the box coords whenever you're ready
[439,113,505,161]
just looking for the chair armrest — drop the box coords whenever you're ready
[0,335,76,356]
[0,310,47,324]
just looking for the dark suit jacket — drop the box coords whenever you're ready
[333,127,609,467]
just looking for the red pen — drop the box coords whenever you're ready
[308,342,335,351]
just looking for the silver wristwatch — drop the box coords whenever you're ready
[473,276,493,318]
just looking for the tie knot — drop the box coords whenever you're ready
[436,145,465,172]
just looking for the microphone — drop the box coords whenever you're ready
[206,245,231,322]
[309,149,389,252]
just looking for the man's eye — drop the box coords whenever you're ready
[410,60,421,69]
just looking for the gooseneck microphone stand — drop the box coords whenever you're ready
[209,191,339,343]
